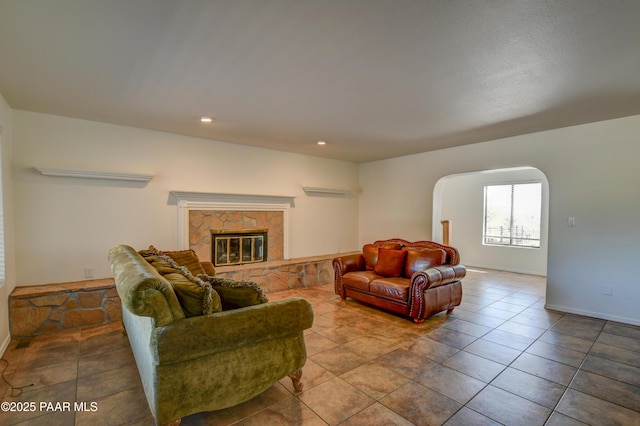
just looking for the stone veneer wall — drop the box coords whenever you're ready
[189,210,284,263]
[8,253,348,338]
[9,279,120,338]
[214,254,338,294]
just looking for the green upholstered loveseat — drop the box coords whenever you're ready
[108,245,314,425]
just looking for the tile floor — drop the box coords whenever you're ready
[2,268,640,425]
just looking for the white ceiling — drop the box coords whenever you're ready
[1,1,639,163]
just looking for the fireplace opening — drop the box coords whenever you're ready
[212,229,268,267]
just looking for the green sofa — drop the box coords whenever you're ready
[108,245,314,425]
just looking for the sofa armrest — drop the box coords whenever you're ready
[410,264,467,291]
[332,253,365,276]
[333,253,365,297]
[407,264,466,320]
[153,297,314,364]
[109,245,186,327]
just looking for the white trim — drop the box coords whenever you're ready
[465,263,547,277]
[545,303,640,327]
[35,167,154,183]
[171,191,295,259]
[0,334,10,357]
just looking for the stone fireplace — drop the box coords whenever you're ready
[189,210,283,263]
[169,191,336,294]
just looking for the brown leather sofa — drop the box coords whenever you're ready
[333,239,466,323]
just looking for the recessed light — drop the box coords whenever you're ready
[199,116,214,123]
[317,140,326,145]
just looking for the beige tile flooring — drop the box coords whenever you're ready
[2,268,640,425]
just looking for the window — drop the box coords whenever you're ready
[483,182,541,248]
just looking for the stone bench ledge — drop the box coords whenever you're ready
[8,253,346,338]
[10,278,116,299]
[215,251,358,274]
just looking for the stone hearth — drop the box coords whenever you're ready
[9,279,120,337]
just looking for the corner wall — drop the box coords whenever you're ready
[0,93,15,354]
[359,115,640,325]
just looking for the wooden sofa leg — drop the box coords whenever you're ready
[289,369,304,392]
[446,308,455,314]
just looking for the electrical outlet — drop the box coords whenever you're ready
[602,286,612,296]
[84,267,94,279]
[568,217,576,227]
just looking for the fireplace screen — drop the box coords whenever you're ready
[212,229,267,267]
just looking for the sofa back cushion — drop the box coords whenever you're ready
[363,242,403,270]
[404,248,447,278]
[374,248,407,277]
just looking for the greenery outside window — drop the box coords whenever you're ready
[483,182,541,248]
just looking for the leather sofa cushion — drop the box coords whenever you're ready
[370,277,410,301]
[363,242,402,270]
[343,271,382,291]
[404,248,447,278]
[375,248,407,277]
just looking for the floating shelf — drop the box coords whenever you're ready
[303,186,353,197]
[35,167,154,183]
[170,191,296,207]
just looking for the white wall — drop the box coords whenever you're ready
[12,111,359,285]
[0,94,16,354]
[437,167,549,275]
[359,115,640,325]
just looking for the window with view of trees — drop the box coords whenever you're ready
[483,182,542,248]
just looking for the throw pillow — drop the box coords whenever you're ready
[161,249,206,276]
[404,248,447,277]
[199,276,269,310]
[374,248,407,277]
[362,244,379,271]
[138,245,160,258]
[163,273,222,317]
[363,242,403,270]
[150,259,181,275]
[150,255,221,316]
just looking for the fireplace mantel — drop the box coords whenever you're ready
[171,191,295,259]
[169,191,295,208]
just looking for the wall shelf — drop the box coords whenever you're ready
[303,186,353,197]
[169,191,295,207]
[35,167,154,183]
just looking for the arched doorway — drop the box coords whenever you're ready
[432,167,549,276]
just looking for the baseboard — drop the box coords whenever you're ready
[466,264,547,277]
[0,334,10,357]
[544,303,640,327]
